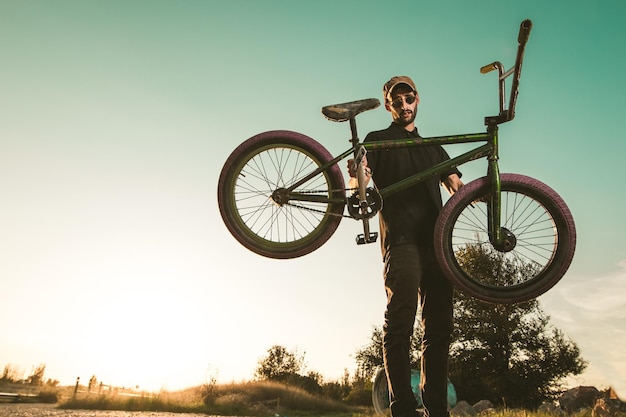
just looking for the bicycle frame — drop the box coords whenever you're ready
[280,19,532,248]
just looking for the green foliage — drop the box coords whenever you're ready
[255,345,373,406]
[256,345,306,380]
[450,292,586,407]
[354,327,383,378]
[343,371,373,406]
[449,244,587,408]
[316,368,354,403]
[454,242,539,288]
[255,345,327,396]
[321,380,347,402]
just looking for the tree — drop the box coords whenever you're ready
[450,295,586,407]
[353,245,587,409]
[255,345,305,380]
[449,244,587,408]
[320,368,353,402]
[255,345,324,394]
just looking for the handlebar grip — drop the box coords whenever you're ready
[480,62,498,74]
[518,19,533,44]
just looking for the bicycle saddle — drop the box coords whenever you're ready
[321,98,380,122]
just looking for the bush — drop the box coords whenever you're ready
[37,389,58,403]
[201,380,350,415]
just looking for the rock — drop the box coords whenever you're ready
[538,402,565,415]
[473,400,495,414]
[559,386,601,413]
[593,397,620,417]
[452,400,477,416]
[607,387,626,411]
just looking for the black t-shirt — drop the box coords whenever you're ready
[364,122,461,255]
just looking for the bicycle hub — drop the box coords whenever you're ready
[271,188,288,206]
[492,227,517,253]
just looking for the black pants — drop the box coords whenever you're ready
[382,244,454,417]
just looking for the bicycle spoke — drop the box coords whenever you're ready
[449,189,558,288]
[232,145,334,244]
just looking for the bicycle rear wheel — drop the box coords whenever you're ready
[217,130,345,259]
[434,174,576,304]
[371,368,457,416]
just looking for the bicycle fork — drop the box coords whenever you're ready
[486,125,516,252]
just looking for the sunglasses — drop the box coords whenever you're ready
[389,94,417,109]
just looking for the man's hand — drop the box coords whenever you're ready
[346,155,370,178]
[442,173,463,196]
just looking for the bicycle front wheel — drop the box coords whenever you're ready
[217,130,345,259]
[434,174,576,304]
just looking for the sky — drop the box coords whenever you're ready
[1,0,625,396]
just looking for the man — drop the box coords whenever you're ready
[348,76,463,417]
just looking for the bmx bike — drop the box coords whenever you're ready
[217,19,576,304]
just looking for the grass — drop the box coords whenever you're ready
[58,380,373,417]
[57,388,619,417]
[469,411,595,417]
[0,382,59,404]
[8,381,622,417]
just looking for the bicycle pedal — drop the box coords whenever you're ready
[356,232,378,245]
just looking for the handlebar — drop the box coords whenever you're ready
[483,19,533,126]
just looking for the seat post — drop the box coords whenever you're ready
[349,117,360,153]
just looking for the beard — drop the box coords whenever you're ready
[394,109,416,126]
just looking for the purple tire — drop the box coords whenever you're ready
[218,130,345,259]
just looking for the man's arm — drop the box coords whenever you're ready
[442,173,463,195]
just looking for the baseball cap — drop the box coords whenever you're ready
[383,76,417,101]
